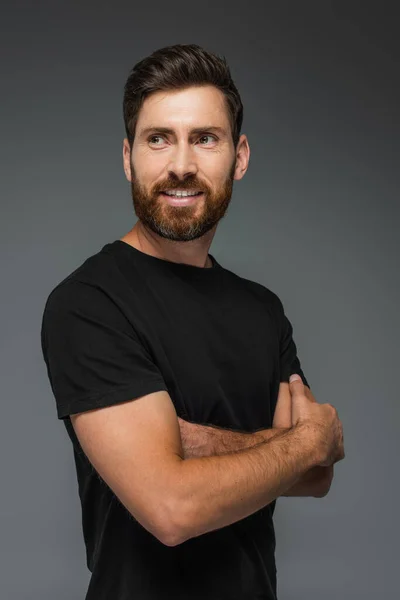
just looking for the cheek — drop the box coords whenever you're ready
[133,155,164,184]
[202,153,234,177]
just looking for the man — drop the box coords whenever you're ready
[41,44,343,600]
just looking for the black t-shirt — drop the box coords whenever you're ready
[40,239,310,600]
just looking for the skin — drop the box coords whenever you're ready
[121,85,250,267]
[178,380,334,496]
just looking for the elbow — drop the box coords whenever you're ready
[158,504,189,547]
[130,490,186,547]
[152,505,185,547]
[314,470,334,498]
[159,531,183,547]
[162,494,193,547]
[155,470,191,547]
[314,486,330,498]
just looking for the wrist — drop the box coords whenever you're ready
[293,422,323,467]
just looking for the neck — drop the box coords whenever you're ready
[120,222,215,268]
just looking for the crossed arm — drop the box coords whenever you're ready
[178,383,334,498]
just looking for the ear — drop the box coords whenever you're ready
[233,134,250,182]
[122,138,132,182]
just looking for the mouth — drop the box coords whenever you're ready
[159,191,204,206]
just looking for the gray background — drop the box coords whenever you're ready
[1,1,399,599]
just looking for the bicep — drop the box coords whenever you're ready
[70,389,184,546]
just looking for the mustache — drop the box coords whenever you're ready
[153,179,207,193]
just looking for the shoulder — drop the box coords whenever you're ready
[42,244,123,315]
[41,258,126,349]
[226,269,284,313]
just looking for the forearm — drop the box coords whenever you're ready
[281,464,333,497]
[179,419,286,459]
[258,429,332,497]
[178,419,331,497]
[172,425,319,545]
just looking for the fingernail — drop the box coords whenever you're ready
[289,374,301,383]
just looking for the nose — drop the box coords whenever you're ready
[166,142,198,181]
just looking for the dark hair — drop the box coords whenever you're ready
[123,44,243,149]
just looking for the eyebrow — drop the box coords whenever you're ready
[139,125,227,138]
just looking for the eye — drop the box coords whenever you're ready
[147,133,217,147]
[198,134,217,145]
[148,135,165,145]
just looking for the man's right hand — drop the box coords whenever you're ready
[289,374,345,467]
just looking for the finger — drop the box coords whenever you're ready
[289,373,304,396]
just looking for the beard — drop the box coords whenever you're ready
[129,158,236,242]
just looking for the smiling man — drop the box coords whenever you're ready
[40,44,336,600]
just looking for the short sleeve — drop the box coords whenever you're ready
[40,281,168,420]
[272,293,311,389]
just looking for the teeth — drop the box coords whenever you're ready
[164,190,200,197]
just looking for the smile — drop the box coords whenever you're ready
[160,192,204,206]
[163,190,203,197]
